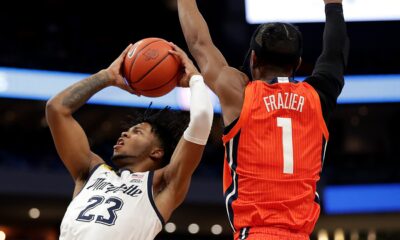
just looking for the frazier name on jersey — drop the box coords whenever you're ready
[263,92,305,113]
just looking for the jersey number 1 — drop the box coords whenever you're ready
[277,117,294,174]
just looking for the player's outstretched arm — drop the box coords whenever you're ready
[177,0,228,91]
[177,0,248,125]
[46,44,133,182]
[154,45,213,221]
[305,0,349,121]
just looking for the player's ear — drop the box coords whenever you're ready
[150,148,164,161]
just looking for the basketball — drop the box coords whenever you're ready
[123,38,182,97]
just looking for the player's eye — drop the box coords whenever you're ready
[133,129,142,134]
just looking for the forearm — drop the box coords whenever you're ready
[306,3,349,122]
[312,3,349,99]
[178,0,212,52]
[47,70,113,115]
[314,3,349,76]
[323,3,348,63]
[184,75,213,145]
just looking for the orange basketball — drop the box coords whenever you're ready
[123,38,182,97]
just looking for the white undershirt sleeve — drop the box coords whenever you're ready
[183,75,214,145]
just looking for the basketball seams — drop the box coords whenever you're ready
[139,65,180,93]
[124,37,181,97]
[127,39,164,84]
[130,50,172,85]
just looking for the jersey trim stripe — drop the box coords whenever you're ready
[223,118,239,135]
[239,227,250,239]
[321,137,328,167]
[223,117,241,144]
[147,171,165,225]
[224,133,241,232]
[225,139,236,231]
[90,163,104,176]
[315,192,320,204]
[223,82,255,144]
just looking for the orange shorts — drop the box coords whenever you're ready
[234,227,310,240]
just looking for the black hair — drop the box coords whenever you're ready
[242,22,303,75]
[124,105,188,167]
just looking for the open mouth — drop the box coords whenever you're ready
[113,138,124,149]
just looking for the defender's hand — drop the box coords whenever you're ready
[168,42,200,88]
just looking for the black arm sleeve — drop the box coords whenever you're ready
[304,3,350,123]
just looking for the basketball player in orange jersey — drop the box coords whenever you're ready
[177,0,349,239]
[46,44,213,240]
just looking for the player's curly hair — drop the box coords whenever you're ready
[125,104,188,167]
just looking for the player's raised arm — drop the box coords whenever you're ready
[46,44,134,182]
[305,0,349,120]
[177,0,228,90]
[153,44,213,221]
[177,0,248,125]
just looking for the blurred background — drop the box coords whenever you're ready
[0,0,400,239]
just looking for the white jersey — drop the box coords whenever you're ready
[60,164,163,240]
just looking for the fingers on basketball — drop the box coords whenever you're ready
[123,38,183,97]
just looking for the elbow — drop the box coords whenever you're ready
[332,76,344,96]
[187,34,207,48]
[45,99,70,121]
[339,76,345,93]
[184,31,212,56]
[45,99,59,115]
[186,38,208,57]
[192,105,214,131]
[185,32,199,47]
[45,101,57,126]
[327,73,345,95]
[185,38,198,55]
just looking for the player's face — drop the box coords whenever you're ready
[112,122,158,161]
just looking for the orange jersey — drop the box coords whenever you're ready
[222,78,329,239]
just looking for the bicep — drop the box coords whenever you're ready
[156,138,205,215]
[166,137,205,195]
[188,40,249,124]
[46,108,103,181]
[189,42,228,92]
[213,67,249,125]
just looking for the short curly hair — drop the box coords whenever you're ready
[125,106,188,167]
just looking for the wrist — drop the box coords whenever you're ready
[189,74,204,87]
[324,0,342,4]
[98,69,117,87]
[325,2,343,13]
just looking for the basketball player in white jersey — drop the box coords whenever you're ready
[46,43,213,240]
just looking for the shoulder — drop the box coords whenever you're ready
[213,67,250,125]
[214,67,249,102]
[219,66,249,86]
[72,163,109,198]
[303,73,342,100]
